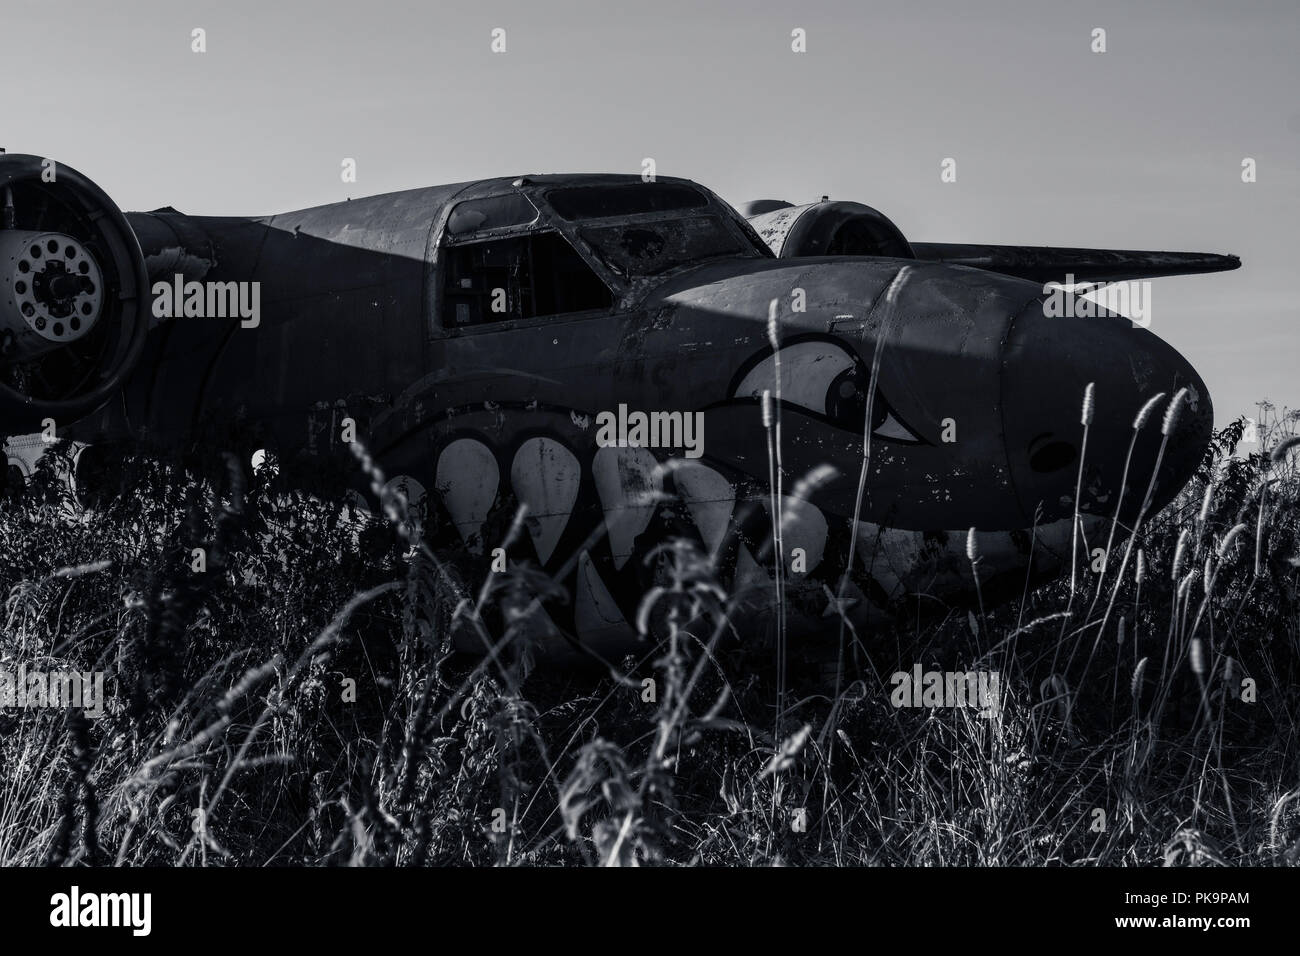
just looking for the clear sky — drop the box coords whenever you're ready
[4,0,1295,425]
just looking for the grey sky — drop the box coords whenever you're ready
[4,0,1295,425]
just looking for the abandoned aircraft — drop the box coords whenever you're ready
[0,153,1236,661]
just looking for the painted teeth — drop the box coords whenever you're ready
[575,550,632,652]
[506,593,563,651]
[673,461,734,556]
[733,543,770,591]
[380,475,428,537]
[340,488,371,523]
[435,438,499,554]
[856,521,921,598]
[381,474,427,509]
[592,446,662,570]
[510,437,580,564]
[427,426,1117,642]
[779,495,827,575]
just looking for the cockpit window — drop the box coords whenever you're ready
[578,215,749,279]
[446,194,539,235]
[442,230,612,328]
[546,183,709,220]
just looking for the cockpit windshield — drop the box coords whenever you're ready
[578,216,751,279]
[543,183,765,279]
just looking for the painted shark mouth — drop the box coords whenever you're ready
[369,402,1102,665]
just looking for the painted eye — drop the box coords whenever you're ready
[872,408,920,442]
[733,340,924,443]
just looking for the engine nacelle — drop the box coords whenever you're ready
[744,199,913,260]
[0,155,150,433]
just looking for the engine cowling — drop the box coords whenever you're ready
[0,154,150,433]
[744,199,913,259]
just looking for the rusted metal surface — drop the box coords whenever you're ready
[0,155,1231,661]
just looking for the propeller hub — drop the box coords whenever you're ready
[0,229,103,359]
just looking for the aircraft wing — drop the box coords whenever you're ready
[908,242,1241,284]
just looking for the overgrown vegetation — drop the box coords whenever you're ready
[2,406,1298,866]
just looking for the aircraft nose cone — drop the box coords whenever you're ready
[1001,303,1212,525]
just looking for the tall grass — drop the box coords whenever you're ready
[1,405,1298,866]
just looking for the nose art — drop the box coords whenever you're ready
[1001,302,1212,524]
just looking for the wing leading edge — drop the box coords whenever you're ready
[908,242,1241,284]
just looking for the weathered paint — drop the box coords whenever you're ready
[0,156,1233,665]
